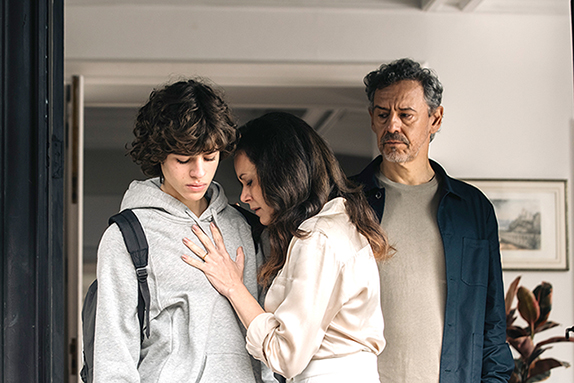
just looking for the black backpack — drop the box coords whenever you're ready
[80,209,150,383]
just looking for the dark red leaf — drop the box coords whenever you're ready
[508,371,521,383]
[528,358,569,378]
[507,326,529,339]
[535,336,574,349]
[506,276,522,315]
[533,282,552,329]
[517,286,540,333]
[534,321,560,335]
[508,336,534,359]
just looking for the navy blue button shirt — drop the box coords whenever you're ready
[352,156,514,383]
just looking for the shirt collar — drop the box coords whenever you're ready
[356,156,462,200]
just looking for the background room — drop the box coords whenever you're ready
[64,1,573,382]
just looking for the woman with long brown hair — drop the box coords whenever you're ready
[182,112,391,382]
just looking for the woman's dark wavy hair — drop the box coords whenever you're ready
[237,112,392,287]
[128,78,237,178]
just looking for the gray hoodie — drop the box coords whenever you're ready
[93,178,264,383]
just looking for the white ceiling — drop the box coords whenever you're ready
[70,0,571,160]
[65,0,568,15]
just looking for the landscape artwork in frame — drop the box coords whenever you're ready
[465,180,568,270]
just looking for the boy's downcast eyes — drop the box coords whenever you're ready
[173,152,218,164]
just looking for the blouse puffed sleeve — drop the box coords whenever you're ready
[245,230,345,379]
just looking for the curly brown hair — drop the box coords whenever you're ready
[128,78,237,178]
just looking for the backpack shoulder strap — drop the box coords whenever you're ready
[80,279,98,382]
[109,209,151,339]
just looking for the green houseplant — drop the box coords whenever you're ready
[505,276,574,382]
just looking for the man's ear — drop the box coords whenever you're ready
[430,106,444,134]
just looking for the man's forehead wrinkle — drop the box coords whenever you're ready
[372,104,417,112]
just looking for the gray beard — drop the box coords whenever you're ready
[382,149,410,163]
[381,143,424,164]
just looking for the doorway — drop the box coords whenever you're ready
[67,67,377,382]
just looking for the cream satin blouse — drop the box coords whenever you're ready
[246,198,385,379]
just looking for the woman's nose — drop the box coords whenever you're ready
[240,188,250,203]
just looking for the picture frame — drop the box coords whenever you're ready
[464,179,568,270]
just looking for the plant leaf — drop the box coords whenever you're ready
[509,336,535,359]
[508,308,518,327]
[517,286,540,334]
[512,358,527,383]
[506,276,522,315]
[527,346,551,365]
[535,336,574,349]
[528,358,570,380]
[507,325,529,339]
[509,371,521,383]
[525,369,551,383]
[533,282,552,329]
[534,321,560,334]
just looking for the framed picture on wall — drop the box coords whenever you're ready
[464,179,568,270]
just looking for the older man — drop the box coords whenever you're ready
[352,58,514,383]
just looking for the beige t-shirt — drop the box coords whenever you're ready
[376,173,446,383]
[246,198,386,380]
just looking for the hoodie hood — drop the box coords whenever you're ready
[120,178,229,223]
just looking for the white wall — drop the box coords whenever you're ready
[66,4,574,381]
